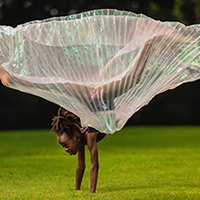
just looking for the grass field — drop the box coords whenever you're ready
[0,126,200,199]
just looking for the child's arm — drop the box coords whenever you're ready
[76,145,86,190]
[86,132,99,193]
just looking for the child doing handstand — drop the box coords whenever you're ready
[50,107,106,193]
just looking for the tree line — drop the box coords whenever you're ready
[0,0,200,130]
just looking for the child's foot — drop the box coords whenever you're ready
[0,67,10,86]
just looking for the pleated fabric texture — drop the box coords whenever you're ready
[0,9,200,133]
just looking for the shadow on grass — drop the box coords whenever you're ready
[100,182,200,193]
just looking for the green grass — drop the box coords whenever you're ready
[1,127,200,199]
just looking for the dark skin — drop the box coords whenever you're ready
[57,128,99,193]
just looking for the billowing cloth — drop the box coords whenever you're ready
[0,9,200,133]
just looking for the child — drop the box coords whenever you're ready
[50,107,106,193]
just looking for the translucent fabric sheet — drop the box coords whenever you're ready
[0,9,200,133]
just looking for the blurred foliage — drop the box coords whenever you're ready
[0,0,200,25]
[0,0,200,130]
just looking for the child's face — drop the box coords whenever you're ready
[57,131,79,155]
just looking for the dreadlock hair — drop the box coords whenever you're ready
[50,107,81,138]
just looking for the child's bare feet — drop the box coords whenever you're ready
[0,67,10,86]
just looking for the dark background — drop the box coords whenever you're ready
[1,0,200,130]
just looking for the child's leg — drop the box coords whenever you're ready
[0,67,93,102]
[94,39,154,99]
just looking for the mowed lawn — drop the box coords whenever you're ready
[0,126,200,199]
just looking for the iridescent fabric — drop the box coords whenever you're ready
[0,9,200,133]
